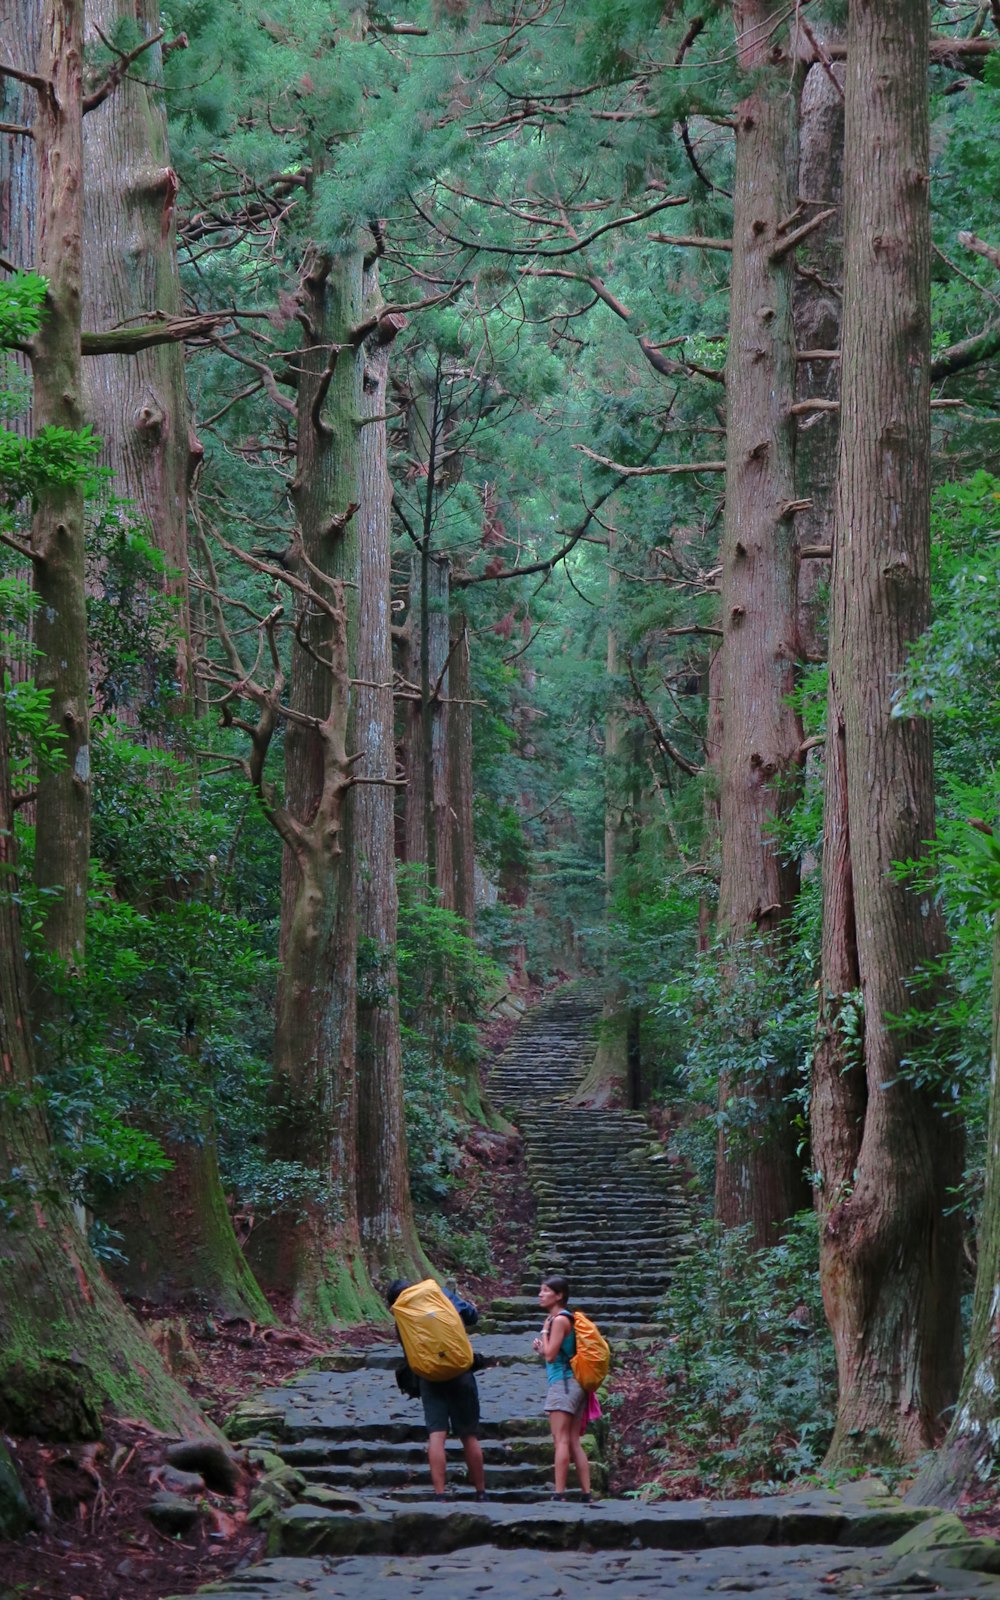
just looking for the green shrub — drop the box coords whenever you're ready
[655,1212,835,1491]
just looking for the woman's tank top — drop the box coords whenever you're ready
[544,1312,576,1382]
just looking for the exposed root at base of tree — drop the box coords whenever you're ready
[0,1308,368,1600]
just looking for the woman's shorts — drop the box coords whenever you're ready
[545,1374,586,1415]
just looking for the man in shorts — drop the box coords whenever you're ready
[386,1279,487,1502]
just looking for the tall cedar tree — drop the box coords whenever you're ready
[81,0,273,1324]
[716,0,810,1243]
[354,260,425,1279]
[248,245,381,1324]
[23,0,90,976]
[812,0,964,1465]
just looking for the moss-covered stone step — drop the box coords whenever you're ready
[166,1538,1000,1600]
[270,1491,938,1560]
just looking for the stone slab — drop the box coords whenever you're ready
[168,1541,1000,1600]
[228,1360,553,1444]
[272,1491,934,1559]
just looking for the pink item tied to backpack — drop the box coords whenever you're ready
[585,1390,602,1423]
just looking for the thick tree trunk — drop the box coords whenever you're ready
[355,263,424,1281]
[812,0,963,1466]
[909,896,1000,1505]
[0,694,206,1438]
[715,1,809,1244]
[101,1128,274,1321]
[81,0,194,700]
[794,57,844,661]
[251,249,379,1325]
[29,0,90,971]
[81,0,264,1320]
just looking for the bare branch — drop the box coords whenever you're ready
[649,232,732,251]
[576,445,726,477]
[0,60,49,94]
[958,231,1000,273]
[770,207,837,262]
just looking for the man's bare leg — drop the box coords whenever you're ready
[427,1430,448,1494]
[461,1434,486,1493]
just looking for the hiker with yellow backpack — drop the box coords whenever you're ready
[533,1274,610,1502]
[386,1278,487,1502]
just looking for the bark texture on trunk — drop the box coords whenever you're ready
[102,1129,275,1320]
[29,0,90,970]
[909,903,1000,1506]
[715,1,809,1244]
[80,1,262,1317]
[813,0,963,1466]
[0,696,206,1437]
[447,607,476,931]
[81,0,193,702]
[794,57,844,661]
[355,264,424,1281]
[251,249,379,1325]
[404,547,454,905]
[575,570,628,1107]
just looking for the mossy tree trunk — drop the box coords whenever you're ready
[715,0,810,1245]
[28,0,90,975]
[0,694,207,1439]
[812,0,963,1466]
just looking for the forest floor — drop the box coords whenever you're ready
[0,1006,537,1600]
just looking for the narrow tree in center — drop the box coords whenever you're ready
[716,0,809,1242]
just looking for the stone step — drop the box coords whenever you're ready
[479,1320,665,1338]
[256,1416,554,1455]
[272,1491,933,1559]
[490,1296,663,1317]
[292,1436,558,1468]
[517,1277,669,1296]
[297,1460,608,1492]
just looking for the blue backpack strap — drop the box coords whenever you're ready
[445,1287,479,1329]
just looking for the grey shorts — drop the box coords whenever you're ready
[545,1374,586,1415]
[419,1371,480,1438]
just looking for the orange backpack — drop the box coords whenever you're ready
[569,1309,611,1393]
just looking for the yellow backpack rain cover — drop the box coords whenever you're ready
[391,1279,474,1381]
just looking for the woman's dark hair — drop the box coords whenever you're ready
[385,1278,411,1307]
[541,1274,570,1304]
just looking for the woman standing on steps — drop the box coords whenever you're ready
[533,1275,592,1502]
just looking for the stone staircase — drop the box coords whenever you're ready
[171,992,966,1599]
[484,992,694,1339]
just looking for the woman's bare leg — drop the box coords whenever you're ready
[569,1410,591,1494]
[549,1410,572,1492]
